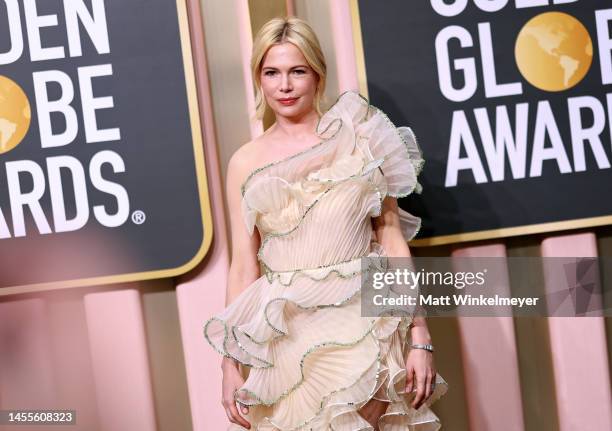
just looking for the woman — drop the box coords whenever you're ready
[204,16,448,430]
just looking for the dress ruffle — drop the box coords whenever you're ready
[204,247,448,430]
[204,243,390,368]
[241,91,425,242]
[205,91,447,430]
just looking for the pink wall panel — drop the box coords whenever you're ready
[328,0,359,92]
[453,244,525,431]
[541,233,612,431]
[84,289,157,431]
[0,299,55,413]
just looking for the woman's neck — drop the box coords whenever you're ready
[271,109,320,142]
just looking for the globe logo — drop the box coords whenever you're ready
[515,12,593,92]
[0,76,31,154]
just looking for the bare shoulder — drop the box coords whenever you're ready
[227,137,270,192]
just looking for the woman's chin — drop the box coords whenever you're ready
[274,101,316,118]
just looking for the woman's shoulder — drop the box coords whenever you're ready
[228,139,256,184]
[227,135,274,194]
[230,137,259,167]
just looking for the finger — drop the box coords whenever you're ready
[428,371,437,400]
[227,403,251,429]
[224,408,238,425]
[235,392,250,415]
[424,372,432,402]
[412,374,426,409]
[405,366,415,393]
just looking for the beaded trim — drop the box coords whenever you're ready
[259,351,384,431]
[205,313,444,430]
[234,319,377,407]
[266,350,386,431]
[244,92,426,257]
[233,318,381,406]
[224,245,389,353]
[410,213,423,241]
[386,364,410,403]
[261,244,385,286]
[238,255,389,346]
[256,159,385,268]
[239,90,375,198]
[377,382,448,429]
[202,254,390,361]
[230,325,273,368]
[263,262,362,286]
[203,316,270,368]
[231,324,282,347]
[366,175,385,219]
[361,100,425,198]
[204,94,444,428]
[239,117,339,198]
[256,165,421,270]
[240,90,420,201]
[239,318,435,431]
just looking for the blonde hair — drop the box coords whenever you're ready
[251,16,327,120]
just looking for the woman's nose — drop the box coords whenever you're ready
[280,73,292,92]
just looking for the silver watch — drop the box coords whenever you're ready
[411,343,434,352]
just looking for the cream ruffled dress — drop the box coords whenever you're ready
[204,91,448,430]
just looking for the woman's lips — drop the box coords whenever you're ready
[278,97,298,106]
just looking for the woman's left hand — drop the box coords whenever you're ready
[405,348,436,410]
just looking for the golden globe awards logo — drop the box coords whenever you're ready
[0,76,31,154]
[430,0,612,188]
[515,11,593,92]
[0,0,130,239]
[0,0,210,292]
[357,0,612,243]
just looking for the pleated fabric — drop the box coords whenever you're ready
[204,91,448,430]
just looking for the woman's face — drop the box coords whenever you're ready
[260,42,319,120]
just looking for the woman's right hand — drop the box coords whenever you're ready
[221,357,251,429]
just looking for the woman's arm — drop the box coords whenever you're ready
[372,196,431,343]
[220,146,262,428]
[224,146,262,307]
[372,196,436,409]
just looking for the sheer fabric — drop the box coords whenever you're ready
[205,91,448,430]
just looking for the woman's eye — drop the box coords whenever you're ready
[293,69,306,74]
[264,70,276,76]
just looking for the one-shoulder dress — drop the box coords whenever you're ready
[204,90,448,430]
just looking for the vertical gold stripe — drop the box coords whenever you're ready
[349,0,368,97]
[248,0,288,38]
[506,238,560,431]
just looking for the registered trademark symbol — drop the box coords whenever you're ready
[132,210,146,224]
